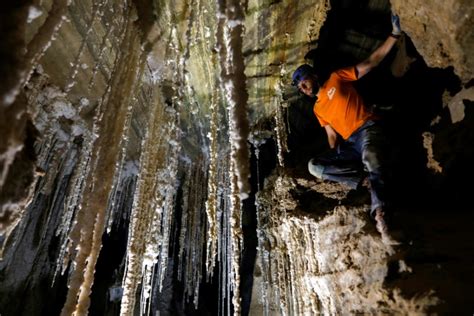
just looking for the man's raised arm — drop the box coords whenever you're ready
[356,13,402,79]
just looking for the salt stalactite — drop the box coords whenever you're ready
[216,0,251,199]
[214,0,251,313]
[107,161,138,234]
[65,0,108,92]
[121,110,181,315]
[205,65,220,278]
[0,134,55,258]
[176,157,208,308]
[177,165,188,294]
[37,139,77,238]
[177,161,190,292]
[15,76,95,274]
[155,121,181,293]
[119,128,153,316]
[215,153,232,316]
[120,90,181,315]
[164,4,216,308]
[105,62,143,233]
[228,158,243,315]
[60,11,145,315]
[273,73,289,167]
[247,134,273,316]
[140,119,181,315]
[54,135,93,279]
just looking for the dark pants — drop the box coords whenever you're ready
[308,120,387,214]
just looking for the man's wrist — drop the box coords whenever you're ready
[390,33,401,39]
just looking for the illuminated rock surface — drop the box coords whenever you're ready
[0,0,473,315]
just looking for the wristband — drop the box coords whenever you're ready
[390,33,401,39]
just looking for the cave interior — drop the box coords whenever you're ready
[0,0,473,315]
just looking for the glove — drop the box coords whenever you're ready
[391,12,402,36]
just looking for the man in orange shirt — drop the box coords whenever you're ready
[292,14,402,236]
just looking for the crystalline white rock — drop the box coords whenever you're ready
[28,5,43,23]
[227,19,243,28]
[44,86,65,99]
[52,100,76,119]
[56,129,70,142]
[3,92,17,106]
[65,81,76,90]
[79,98,90,108]
[122,160,139,177]
[180,155,192,165]
[239,191,248,200]
[205,27,211,39]
[36,64,44,74]
[71,124,85,136]
[2,72,24,106]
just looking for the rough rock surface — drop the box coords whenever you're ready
[392,0,474,82]
[251,169,474,315]
[252,171,438,315]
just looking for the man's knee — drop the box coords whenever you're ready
[308,159,324,179]
[362,149,382,172]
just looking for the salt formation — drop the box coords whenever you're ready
[254,172,439,315]
[217,0,251,199]
[307,0,331,44]
[214,0,253,314]
[60,12,145,315]
[176,156,208,308]
[205,77,220,276]
[120,103,180,315]
[274,77,289,167]
[1,2,149,314]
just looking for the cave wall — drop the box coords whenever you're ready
[0,0,473,315]
[392,0,474,82]
[1,1,204,314]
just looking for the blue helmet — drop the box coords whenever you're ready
[292,64,315,86]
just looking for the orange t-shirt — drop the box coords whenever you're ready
[313,67,375,139]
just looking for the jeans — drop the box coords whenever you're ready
[308,120,387,214]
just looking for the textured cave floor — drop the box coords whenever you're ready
[279,162,474,314]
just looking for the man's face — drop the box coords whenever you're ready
[297,76,319,97]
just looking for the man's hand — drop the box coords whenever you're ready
[391,13,402,36]
[324,125,339,149]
